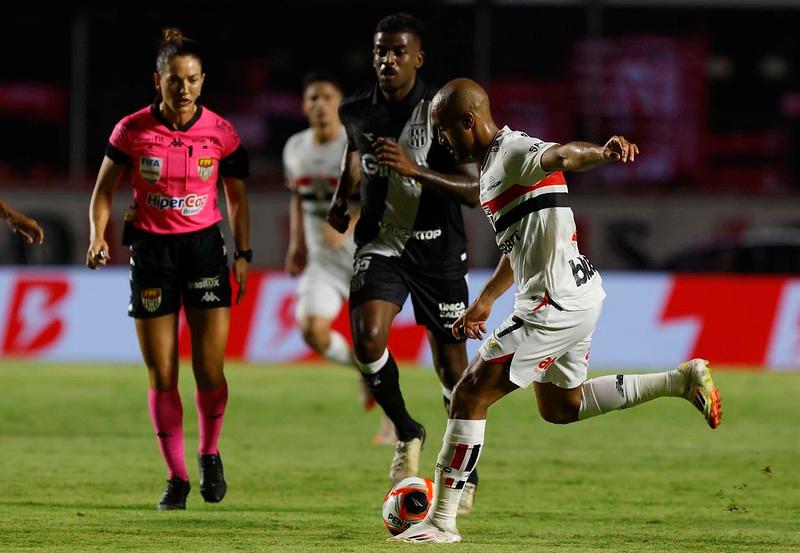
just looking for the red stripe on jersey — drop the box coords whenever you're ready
[481,172,566,216]
[444,477,455,488]
[292,177,312,190]
[450,443,468,470]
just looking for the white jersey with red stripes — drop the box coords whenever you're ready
[480,126,605,312]
[283,126,355,269]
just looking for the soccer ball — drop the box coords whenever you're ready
[382,476,434,535]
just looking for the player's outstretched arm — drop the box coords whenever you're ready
[541,135,639,173]
[453,255,514,340]
[87,156,126,269]
[374,137,479,207]
[328,150,361,233]
[0,200,44,244]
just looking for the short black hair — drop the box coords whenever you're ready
[375,13,424,47]
[302,71,342,94]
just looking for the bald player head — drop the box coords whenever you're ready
[431,78,498,162]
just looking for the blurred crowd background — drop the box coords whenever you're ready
[2,1,800,272]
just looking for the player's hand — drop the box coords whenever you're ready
[285,242,307,276]
[374,137,418,178]
[452,297,493,340]
[327,196,350,233]
[602,136,639,163]
[233,257,248,304]
[86,238,110,270]
[6,209,44,244]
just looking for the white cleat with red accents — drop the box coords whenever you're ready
[389,520,462,544]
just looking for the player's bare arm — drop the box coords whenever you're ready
[541,135,639,173]
[0,199,45,245]
[328,150,361,233]
[285,191,307,276]
[452,255,514,340]
[374,137,479,207]
[223,176,250,304]
[87,156,126,269]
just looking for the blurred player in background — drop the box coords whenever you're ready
[283,72,394,445]
[86,28,251,511]
[327,13,481,512]
[0,200,44,244]
[392,78,723,543]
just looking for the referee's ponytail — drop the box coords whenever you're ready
[155,28,203,76]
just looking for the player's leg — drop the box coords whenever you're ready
[576,359,722,428]
[391,355,518,543]
[410,271,480,507]
[181,226,233,503]
[529,308,722,428]
[130,233,190,510]
[426,333,478,513]
[296,271,396,443]
[135,314,190,510]
[295,267,352,365]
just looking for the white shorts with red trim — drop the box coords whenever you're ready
[478,296,603,390]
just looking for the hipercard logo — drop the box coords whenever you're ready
[146,193,208,216]
[139,157,162,184]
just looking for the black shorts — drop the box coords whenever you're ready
[349,254,468,343]
[128,224,232,318]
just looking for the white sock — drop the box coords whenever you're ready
[579,371,687,420]
[322,331,353,366]
[354,348,389,375]
[427,419,485,532]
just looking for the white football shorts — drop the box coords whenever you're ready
[478,295,603,390]
[295,260,350,321]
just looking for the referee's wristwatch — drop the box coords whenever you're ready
[234,249,253,263]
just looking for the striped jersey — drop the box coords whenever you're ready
[283,126,356,268]
[480,127,605,311]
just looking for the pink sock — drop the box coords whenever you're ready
[147,389,189,481]
[196,380,228,455]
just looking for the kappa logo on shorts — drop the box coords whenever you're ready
[141,288,162,313]
[139,157,163,184]
[188,276,221,290]
[201,291,222,303]
[197,157,214,181]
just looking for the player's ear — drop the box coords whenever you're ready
[153,72,161,92]
[462,112,475,130]
[415,50,425,70]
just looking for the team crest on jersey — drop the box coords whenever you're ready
[139,157,162,184]
[197,158,214,181]
[141,288,162,313]
[408,124,427,149]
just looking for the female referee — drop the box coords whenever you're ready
[86,28,251,511]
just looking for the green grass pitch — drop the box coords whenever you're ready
[1,362,798,552]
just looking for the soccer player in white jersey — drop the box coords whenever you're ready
[284,73,394,444]
[391,78,723,544]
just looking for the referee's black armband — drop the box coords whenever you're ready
[105,143,131,165]
[220,145,250,180]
